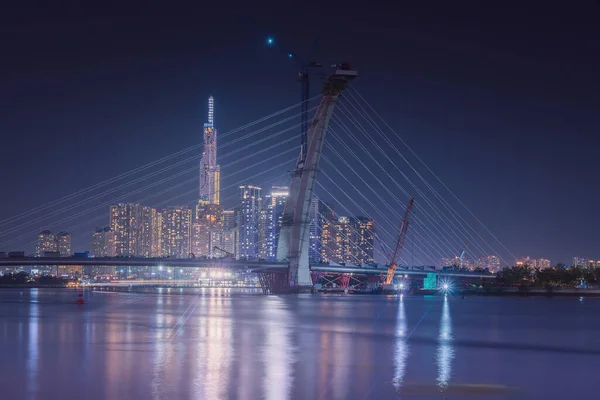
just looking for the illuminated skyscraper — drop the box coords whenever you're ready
[199,96,220,205]
[308,196,323,262]
[92,227,116,257]
[191,202,224,258]
[160,206,192,258]
[222,210,238,258]
[109,203,159,257]
[355,217,374,264]
[55,231,72,257]
[35,230,57,256]
[264,186,288,260]
[239,185,262,259]
[320,213,373,265]
[110,204,139,256]
[138,206,157,258]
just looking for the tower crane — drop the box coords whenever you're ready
[385,198,414,285]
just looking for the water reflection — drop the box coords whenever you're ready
[393,295,409,390]
[193,295,233,399]
[262,298,295,400]
[27,289,40,398]
[151,293,168,400]
[436,296,454,390]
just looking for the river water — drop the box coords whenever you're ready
[0,288,598,399]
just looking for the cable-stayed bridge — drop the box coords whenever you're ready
[0,62,512,294]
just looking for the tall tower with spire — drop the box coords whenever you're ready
[199,96,220,204]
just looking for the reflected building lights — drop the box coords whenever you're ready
[27,289,40,397]
[262,298,295,400]
[436,296,454,390]
[392,295,409,390]
[194,296,232,399]
[151,294,168,400]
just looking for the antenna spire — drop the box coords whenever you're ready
[208,96,214,125]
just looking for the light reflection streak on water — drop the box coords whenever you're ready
[151,293,167,400]
[262,297,295,400]
[27,289,40,398]
[194,291,233,399]
[436,296,454,390]
[393,295,408,390]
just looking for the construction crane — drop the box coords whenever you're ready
[385,198,414,285]
[458,240,469,264]
[213,246,234,258]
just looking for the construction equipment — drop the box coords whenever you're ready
[385,198,414,285]
[458,240,469,264]
[213,246,234,258]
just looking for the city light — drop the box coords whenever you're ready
[266,36,274,46]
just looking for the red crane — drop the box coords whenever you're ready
[385,198,414,285]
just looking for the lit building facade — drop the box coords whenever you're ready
[138,206,157,258]
[110,203,139,257]
[572,257,586,268]
[264,186,288,260]
[191,202,225,258]
[199,96,220,205]
[516,257,551,269]
[160,206,192,258]
[308,196,322,262]
[475,255,501,271]
[109,203,159,257]
[35,230,57,256]
[239,185,262,259]
[355,216,374,264]
[92,227,116,257]
[55,231,71,257]
[222,209,238,258]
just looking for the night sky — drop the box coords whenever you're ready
[1,2,598,264]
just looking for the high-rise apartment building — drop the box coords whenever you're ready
[191,202,225,258]
[109,203,159,257]
[35,230,57,256]
[308,196,323,262]
[355,217,374,264]
[55,231,72,257]
[221,209,238,258]
[475,255,501,271]
[160,206,192,258]
[199,96,220,205]
[138,206,157,258]
[92,227,116,257]
[110,204,139,256]
[239,185,262,259]
[264,186,288,260]
[516,257,551,269]
[320,213,374,265]
[572,257,586,268]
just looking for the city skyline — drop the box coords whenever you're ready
[1,4,598,263]
[5,84,599,267]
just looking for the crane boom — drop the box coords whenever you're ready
[213,246,234,258]
[459,240,470,262]
[385,198,414,285]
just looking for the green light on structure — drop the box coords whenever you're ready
[423,273,437,290]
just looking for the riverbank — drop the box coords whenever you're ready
[454,287,600,297]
